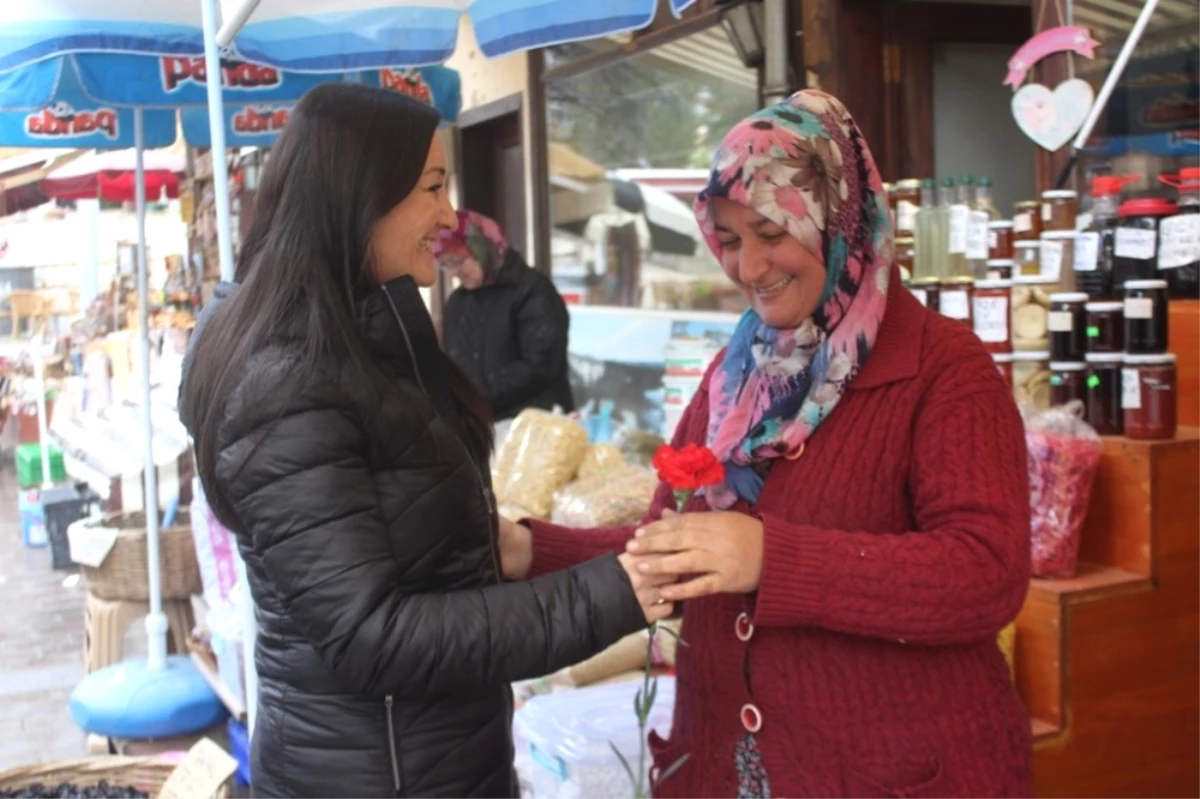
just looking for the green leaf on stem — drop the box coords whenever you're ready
[609,742,639,794]
[655,624,688,647]
[654,753,691,788]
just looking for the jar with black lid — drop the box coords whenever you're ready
[1048,292,1088,361]
[1084,301,1123,353]
[1123,279,1169,354]
[1049,361,1087,408]
[1084,353,1123,435]
[1113,195,1178,287]
[1075,175,1135,299]
[1157,167,1200,299]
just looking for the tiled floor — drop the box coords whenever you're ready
[0,466,88,770]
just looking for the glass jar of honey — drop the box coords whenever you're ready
[988,221,1015,260]
[1122,353,1177,440]
[1041,190,1079,232]
[892,179,921,238]
[1014,200,1043,241]
[1015,240,1042,277]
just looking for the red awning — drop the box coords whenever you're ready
[39,169,181,202]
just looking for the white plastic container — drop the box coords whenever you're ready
[663,338,720,377]
[513,677,676,799]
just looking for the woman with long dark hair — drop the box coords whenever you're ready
[179,84,669,798]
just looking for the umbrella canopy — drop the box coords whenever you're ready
[0,1,669,73]
[38,148,186,202]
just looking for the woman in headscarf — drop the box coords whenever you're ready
[435,210,575,421]
[500,90,1033,797]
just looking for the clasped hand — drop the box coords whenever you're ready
[625,509,765,602]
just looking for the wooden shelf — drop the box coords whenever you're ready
[1029,562,1149,598]
[1031,717,1061,741]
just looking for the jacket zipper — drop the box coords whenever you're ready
[383,288,503,585]
[384,695,401,793]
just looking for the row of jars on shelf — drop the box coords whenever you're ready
[907,275,1177,440]
[893,169,1200,300]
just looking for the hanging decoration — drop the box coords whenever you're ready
[1004,8,1101,153]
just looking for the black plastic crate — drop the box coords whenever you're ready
[43,482,103,571]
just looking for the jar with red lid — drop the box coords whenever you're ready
[1122,353,1177,440]
[1075,175,1136,299]
[1157,167,1200,299]
[988,221,1014,260]
[1113,195,1178,286]
[1048,292,1088,361]
[992,352,1014,385]
[972,279,1012,353]
[1049,361,1087,407]
[1084,300,1123,353]
[1013,200,1042,241]
[1084,352,1123,435]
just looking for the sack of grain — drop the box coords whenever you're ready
[577,443,625,480]
[494,409,589,518]
[551,467,658,528]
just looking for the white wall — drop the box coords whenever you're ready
[932,42,1036,214]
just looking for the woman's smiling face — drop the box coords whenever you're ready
[711,197,827,329]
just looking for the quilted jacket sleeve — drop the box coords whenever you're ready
[216,377,646,699]
[482,276,569,412]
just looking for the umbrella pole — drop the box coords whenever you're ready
[201,0,238,283]
[134,108,168,671]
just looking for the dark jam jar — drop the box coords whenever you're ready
[1048,292,1088,361]
[1084,353,1123,435]
[1113,196,1178,287]
[1075,175,1135,299]
[1157,167,1200,299]
[1123,279,1169,354]
[909,277,940,311]
[1084,301,1124,353]
[1049,361,1087,408]
[1122,353,1178,440]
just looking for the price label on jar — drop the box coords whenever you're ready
[1158,214,1200,270]
[966,211,990,260]
[1047,310,1074,332]
[1125,297,1154,319]
[1122,368,1142,410]
[1114,227,1157,260]
[1074,231,1101,272]
[940,289,970,320]
[1014,213,1033,234]
[1041,239,1064,281]
[896,201,919,235]
[972,296,1009,343]
[949,206,969,254]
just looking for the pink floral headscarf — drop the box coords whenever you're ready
[694,90,893,509]
[434,210,509,286]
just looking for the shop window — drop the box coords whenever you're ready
[543,27,758,312]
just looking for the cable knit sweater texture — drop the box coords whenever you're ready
[528,274,1034,798]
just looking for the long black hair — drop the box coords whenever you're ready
[182,83,492,530]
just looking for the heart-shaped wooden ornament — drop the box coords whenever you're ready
[1012,78,1095,151]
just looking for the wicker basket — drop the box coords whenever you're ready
[78,509,202,602]
[0,755,229,798]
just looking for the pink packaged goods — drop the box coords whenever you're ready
[1024,403,1103,579]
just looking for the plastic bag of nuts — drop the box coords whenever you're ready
[576,443,626,480]
[493,409,589,518]
[551,467,659,528]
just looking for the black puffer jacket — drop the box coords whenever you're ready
[443,250,574,421]
[196,278,645,798]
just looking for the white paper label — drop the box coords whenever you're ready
[1158,214,1200,270]
[1122,368,1142,410]
[909,287,928,307]
[1124,297,1154,319]
[940,289,970,320]
[1042,203,1053,222]
[1047,310,1074,332]
[949,205,969,254]
[1074,231,1101,273]
[972,296,1010,343]
[1014,213,1033,234]
[1041,239,1064,281]
[988,229,999,250]
[1114,227,1157,260]
[966,211,990,260]
[896,200,919,234]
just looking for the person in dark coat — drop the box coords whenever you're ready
[435,210,575,421]
[177,84,672,799]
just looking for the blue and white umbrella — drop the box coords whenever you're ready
[0,0,668,73]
